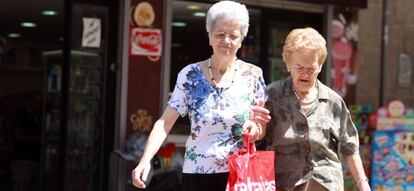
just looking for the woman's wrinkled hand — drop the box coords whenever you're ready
[131,160,151,189]
[242,120,260,142]
[250,100,271,125]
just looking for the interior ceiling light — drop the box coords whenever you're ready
[21,22,37,28]
[192,12,206,17]
[8,33,21,38]
[187,5,201,10]
[172,22,187,27]
[42,10,58,16]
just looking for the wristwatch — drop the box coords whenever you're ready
[357,177,369,186]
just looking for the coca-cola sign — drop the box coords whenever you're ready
[130,28,162,56]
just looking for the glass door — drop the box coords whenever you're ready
[65,51,103,191]
[65,4,107,191]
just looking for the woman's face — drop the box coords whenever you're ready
[286,50,322,93]
[209,18,243,57]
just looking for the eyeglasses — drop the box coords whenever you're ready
[212,31,242,42]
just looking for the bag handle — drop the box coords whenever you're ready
[243,134,256,154]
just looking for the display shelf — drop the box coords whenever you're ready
[41,50,104,191]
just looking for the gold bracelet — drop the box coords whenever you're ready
[357,177,369,186]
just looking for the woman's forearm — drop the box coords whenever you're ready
[139,106,179,163]
[139,119,170,163]
[346,154,368,185]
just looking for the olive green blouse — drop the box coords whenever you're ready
[265,77,359,191]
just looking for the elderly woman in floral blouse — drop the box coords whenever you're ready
[131,1,267,191]
[251,28,370,191]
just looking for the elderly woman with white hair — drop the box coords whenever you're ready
[131,1,267,190]
[251,27,371,191]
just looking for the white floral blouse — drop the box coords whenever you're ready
[168,60,267,174]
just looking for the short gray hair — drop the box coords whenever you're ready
[206,1,249,37]
[283,27,327,65]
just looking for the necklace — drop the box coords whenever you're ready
[293,83,319,115]
[208,57,238,88]
[293,82,319,105]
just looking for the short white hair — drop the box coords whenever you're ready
[206,1,249,37]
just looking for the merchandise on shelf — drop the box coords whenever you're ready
[42,50,104,191]
[348,104,376,144]
[376,100,414,131]
[371,131,414,190]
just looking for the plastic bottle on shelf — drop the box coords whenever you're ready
[48,65,62,92]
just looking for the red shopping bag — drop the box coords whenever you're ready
[226,134,276,191]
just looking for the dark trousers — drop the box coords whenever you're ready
[181,172,229,191]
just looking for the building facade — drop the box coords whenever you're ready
[4,0,414,190]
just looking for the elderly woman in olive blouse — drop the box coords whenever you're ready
[251,28,370,191]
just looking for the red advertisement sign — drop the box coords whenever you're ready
[130,28,162,56]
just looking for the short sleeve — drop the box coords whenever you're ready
[338,100,360,156]
[168,69,189,117]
